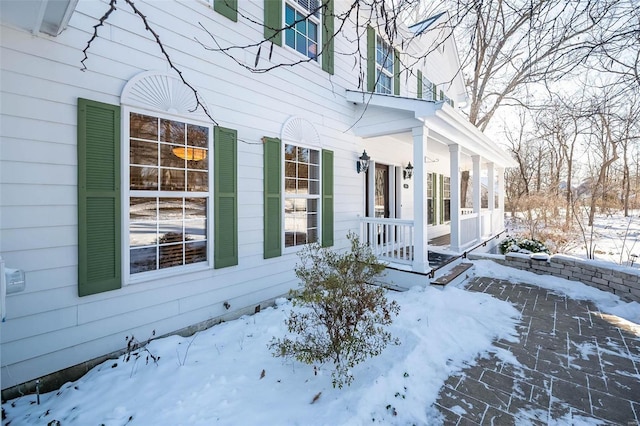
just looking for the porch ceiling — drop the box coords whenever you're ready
[345,90,517,168]
[0,0,78,36]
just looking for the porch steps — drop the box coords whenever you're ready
[430,262,475,287]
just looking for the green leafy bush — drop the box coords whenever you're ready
[500,235,550,255]
[270,232,400,388]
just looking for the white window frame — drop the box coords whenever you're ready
[284,0,321,61]
[375,35,394,94]
[122,107,214,284]
[282,141,322,252]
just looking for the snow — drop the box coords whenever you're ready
[4,283,524,425]
[4,211,640,425]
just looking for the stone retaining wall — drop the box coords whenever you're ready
[469,252,640,303]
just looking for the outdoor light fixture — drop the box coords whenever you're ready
[172,147,207,161]
[357,150,370,174]
[403,162,414,180]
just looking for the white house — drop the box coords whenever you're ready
[0,0,516,396]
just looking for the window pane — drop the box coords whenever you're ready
[285,178,296,193]
[285,144,296,161]
[186,219,207,241]
[161,144,186,168]
[285,27,295,49]
[308,164,319,180]
[160,119,185,144]
[130,247,157,274]
[159,221,184,243]
[160,243,184,269]
[298,147,309,163]
[308,228,318,243]
[296,32,306,55]
[130,166,158,190]
[158,198,183,220]
[309,180,319,195]
[187,124,208,148]
[130,140,158,166]
[185,241,207,264]
[298,163,308,179]
[185,198,206,218]
[187,171,208,192]
[285,161,297,178]
[186,152,208,170]
[130,222,157,247]
[160,168,186,191]
[298,178,308,193]
[309,150,319,164]
[130,197,157,221]
[285,4,295,25]
[130,113,158,140]
[307,198,318,214]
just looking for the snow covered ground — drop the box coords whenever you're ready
[4,259,639,425]
[4,211,640,425]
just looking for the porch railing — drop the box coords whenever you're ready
[460,213,478,247]
[360,217,414,265]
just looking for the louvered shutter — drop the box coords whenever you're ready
[264,0,283,45]
[367,26,376,92]
[321,149,334,247]
[214,126,238,268]
[321,0,334,74]
[263,137,282,258]
[214,0,238,21]
[77,98,121,296]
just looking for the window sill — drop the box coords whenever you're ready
[126,261,212,285]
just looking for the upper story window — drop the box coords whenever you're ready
[284,143,320,247]
[376,36,394,94]
[129,113,210,274]
[422,75,436,100]
[285,0,320,60]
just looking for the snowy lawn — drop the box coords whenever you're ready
[5,281,522,425]
[4,261,640,425]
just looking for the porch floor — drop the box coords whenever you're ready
[428,233,451,246]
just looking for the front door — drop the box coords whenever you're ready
[366,163,391,244]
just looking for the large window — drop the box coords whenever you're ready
[376,36,394,94]
[128,113,210,274]
[285,0,320,60]
[284,143,320,247]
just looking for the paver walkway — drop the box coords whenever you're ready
[435,276,640,425]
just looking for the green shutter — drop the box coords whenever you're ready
[439,174,444,224]
[214,0,238,22]
[432,83,438,101]
[432,173,438,225]
[322,149,334,247]
[417,70,423,99]
[214,126,238,268]
[321,0,334,74]
[77,98,121,297]
[367,26,375,92]
[393,49,400,95]
[439,89,444,101]
[263,137,282,258]
[264,0,282,45]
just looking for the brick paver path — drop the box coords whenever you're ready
[435,277,640,425]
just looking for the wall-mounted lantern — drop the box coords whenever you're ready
[357,150,370,174]
[403,162,414,180]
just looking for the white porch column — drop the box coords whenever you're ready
[472,155,481,241]
[449,144,461,252]
[487,162,495,234]
[497,166,505,226]
[412,126,430,273]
